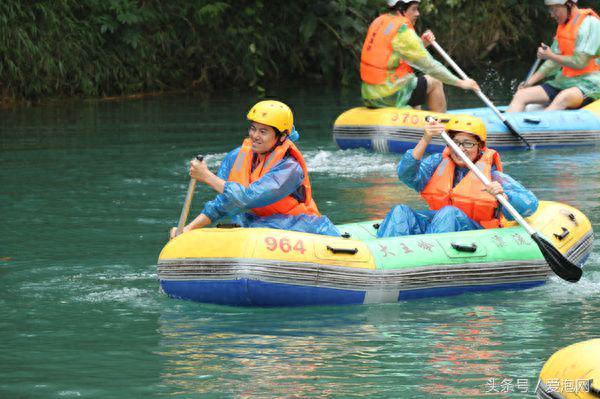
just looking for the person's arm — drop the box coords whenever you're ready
[392,26,478,91]
[398,119,446,192]
[203,156,304,219]
[412,120,445,160]
[190,159,225,193]
[490,171,539,220]
[538,45,594,70]
[169,149,239,238]
[398,151,443,193]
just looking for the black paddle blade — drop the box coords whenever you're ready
[504,119,533,150]
[531,233,582,283]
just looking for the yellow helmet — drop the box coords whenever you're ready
[247,100,294,134]
[446,114,487,143]
[537,339,600,398]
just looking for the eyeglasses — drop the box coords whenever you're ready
[453,140,478,149]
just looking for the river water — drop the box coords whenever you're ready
[1,84,599,398]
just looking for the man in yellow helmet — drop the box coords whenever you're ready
[376,116,538,237]
[507,0,599,112]
[170,100,340,238]
[360,0,480,111]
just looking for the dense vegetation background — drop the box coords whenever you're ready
[0,0,594,103]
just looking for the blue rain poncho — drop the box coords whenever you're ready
[200,145,340,237]
[377,149,539,238]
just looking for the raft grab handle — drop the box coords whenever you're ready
[553,227,570,241]
[559,209,578,225]
[451,243,478,253]
[216,223,241,229]
[523,118,541,124]
[327,246,359,255]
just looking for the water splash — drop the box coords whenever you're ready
[305,149,398,177]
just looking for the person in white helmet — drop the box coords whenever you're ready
[360,0,480,112]
[507,0,599,112]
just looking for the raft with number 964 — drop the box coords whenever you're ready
[157,201,593,307]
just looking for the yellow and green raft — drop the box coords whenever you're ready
[157,201,594,307]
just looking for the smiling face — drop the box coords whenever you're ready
[548,4,569,24]
[449,132,483,167]
[403,3,420,25]
[248,121,281,154]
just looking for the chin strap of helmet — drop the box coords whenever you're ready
[566,0,577,20]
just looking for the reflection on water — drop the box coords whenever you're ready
[421,306,505,397]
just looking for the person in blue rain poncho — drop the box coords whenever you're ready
[376,115,539,238]
[169,100,340,238]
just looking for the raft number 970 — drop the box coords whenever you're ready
[391,113,421,125]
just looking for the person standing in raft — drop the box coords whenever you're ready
[360,0,480,112]
[507,0,599,112]
[376,116,539,238]
[169,100,340,238]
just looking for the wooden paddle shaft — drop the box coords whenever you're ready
[440,132,536,236]
[176,178,197,236]
[175,155,203,236]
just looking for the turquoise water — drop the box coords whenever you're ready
[1,86,599,398]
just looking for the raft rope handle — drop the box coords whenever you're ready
[216,223,242,228]
[451,243,478,253]
[327,246,359,255]
[553,227,570,241]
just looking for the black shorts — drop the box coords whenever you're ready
[408,75,428,107]
[540,83,594,108]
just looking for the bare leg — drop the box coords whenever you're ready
[424,75,446,113]
[545,87,585,111]
[506,86,551,113]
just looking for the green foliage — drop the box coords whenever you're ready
[418,0,554,65]
[1,0,591,101]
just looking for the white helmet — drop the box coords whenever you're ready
[544,0,576,5]
[387,0,420,7]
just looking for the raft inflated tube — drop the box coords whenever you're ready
[333,100,600,153]
[157,201,594,307]
[536,339,600,399]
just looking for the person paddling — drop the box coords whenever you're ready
[507,0,599,112]
[376,116,538,238]
[170,100,340,238]
[359,0,480,112]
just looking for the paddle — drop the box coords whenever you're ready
[437,127,582,283]
[430,41,533,150]
[523,58,542,88]
[175,155,203,236]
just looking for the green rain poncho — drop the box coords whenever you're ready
[538,14,600,100]
[361,23,460,108]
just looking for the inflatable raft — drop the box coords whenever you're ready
[536,339,600,399]
[333,99,600,153]
[157,201,593,307]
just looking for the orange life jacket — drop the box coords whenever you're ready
[360,13,414,85]
[228,138,320,218]
[420,148,504,229]
[555,8,600,78]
